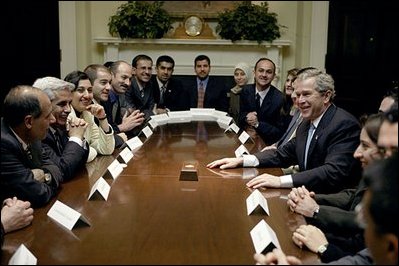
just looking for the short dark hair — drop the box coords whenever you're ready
[363,152,398,237]
[384,102,398,123]
[194,55,210,66]
[156,55,175,68]
[3,85,42,127]
[64,71,91,90]
[84,64,110,84]
[132,54,153,68]
[254,58,275,73]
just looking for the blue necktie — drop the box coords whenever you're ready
[304,123,315,169]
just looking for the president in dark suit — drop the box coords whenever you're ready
[185,55,229,112]
[1,86,63,208]
[208,68,361,194]
[33,77,89,182]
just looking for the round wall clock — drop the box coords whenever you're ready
[184,15,204,37]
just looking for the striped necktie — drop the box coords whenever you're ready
[197,82,204,108]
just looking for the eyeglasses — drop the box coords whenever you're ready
[355,203,367,229]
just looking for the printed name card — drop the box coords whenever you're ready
[235,144,250,158]
[225,123,240,134]
[238,130,251,144]
[141,125,153,138]
[8,244,37,265]
[150,113,169,125]
[88,177,111,201]
[148,118,158,129]
[119,146,133,164]
[190,108,215,121]
[212,110,228,119]
[47,200,91,231]
[250,219,281,254]
[107,159,124,179]
[168,111,192,123]
[126,136,143,152]
[217,116,233,127]
[246,189,270,215]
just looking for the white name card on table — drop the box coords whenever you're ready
[217,116,233,127]
[250,219,281,254]
[47,200,91,231]
[235,144,250,158]
[168,110,192,123]
[190,108,215,121]
[8,244,37,265]
[246,189,270,215]
[126,136,143,152]
[150,113,169,125]
[141,125,153,139]
[212,109,228,119]
[119,146,133,164]
[88,177,111,201]
[225,123,240,134]
[107,159,124,179]
[148,118,158,129]
[238,130,251,144]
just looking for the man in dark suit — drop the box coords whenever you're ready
[238,58,287,145]
[185,54,229,112]
[0,85,63,207]
[126,54,156,120]
[208,68,361,194]
[152,55,190,113]
[33,77,89,181]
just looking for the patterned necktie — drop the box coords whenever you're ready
[197,82,204,108]
[255,93,261,113]
[304,123,315,169]
[159,85,166,106]
[25,144,33,160]
[140,89,145,98]
[53,130,64,154]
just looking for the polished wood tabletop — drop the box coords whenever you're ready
[1,121,319,264]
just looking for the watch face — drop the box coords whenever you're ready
[184,15,203,36]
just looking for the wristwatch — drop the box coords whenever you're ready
[44,173,52,184]
[317,243,328,255]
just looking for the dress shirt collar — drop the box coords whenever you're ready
[108,90,119,104]
[9,127,29,150]
[197,77,209,90]
[156,77,168,90]
[255,86,270,101]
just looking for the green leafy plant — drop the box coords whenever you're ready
[216,1,284,44]
[108,1,172,39]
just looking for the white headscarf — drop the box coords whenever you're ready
[235,62,253,84]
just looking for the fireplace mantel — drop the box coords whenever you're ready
[94,37,291,88]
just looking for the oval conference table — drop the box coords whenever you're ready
[1,121,319,265]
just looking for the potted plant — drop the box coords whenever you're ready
[108,1,172,39]
[216,1,284,44]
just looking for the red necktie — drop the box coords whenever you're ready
[197,82,204,108]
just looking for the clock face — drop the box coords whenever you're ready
[184,15,203,37]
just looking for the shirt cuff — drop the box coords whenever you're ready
[243,154,259,167]
[280,174,293,188]
[69,136,84,147]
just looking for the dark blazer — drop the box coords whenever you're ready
[254,104,362,193]
[239,84,287,145]
[151,76,190,111]
[42,127,89,182]
[0,119,62,208]
[185,76,229,112]
[125,78,155,120]
[97,97,125,148]
[308,178,366,235]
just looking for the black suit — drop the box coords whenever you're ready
[151,76,190,111]
[185,76,229,112]
[125,78,155,120]
[0,119,62,208]
[254,104,362,193]
[42,127,89,182]
[239,84,287,145]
